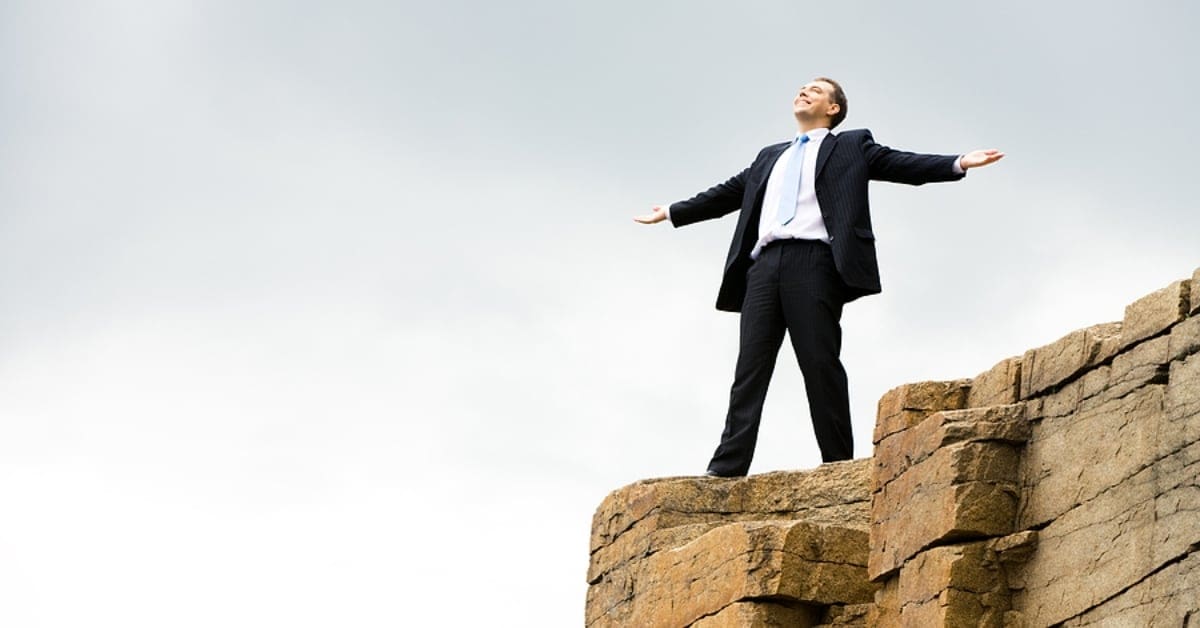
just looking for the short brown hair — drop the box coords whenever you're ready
[814,77,848,129]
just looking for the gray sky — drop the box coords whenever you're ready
[2,1,1198,625]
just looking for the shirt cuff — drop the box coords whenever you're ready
[953,156,965,175]
[664,204,674,225]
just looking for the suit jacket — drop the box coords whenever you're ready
[669,129,965,312]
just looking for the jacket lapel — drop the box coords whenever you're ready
[815,132,838,181]
[752,141,791,190]
[745,141,792,214]
[733,141,792,259]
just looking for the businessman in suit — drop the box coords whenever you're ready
[634,77,1003,477]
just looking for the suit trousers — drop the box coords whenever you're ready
[706,239,854,476]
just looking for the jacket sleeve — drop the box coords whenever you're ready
[667,162,753,228]
[860,130,964,186]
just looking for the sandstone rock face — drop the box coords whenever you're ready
[588,462,871,586]
[1192,267,1200,315]
[587,460,874,627]
[609,521,871,627]
[967,357,1022,408]
[1121,279,1190,349]
[873,379,970,444]
[870,437,1024,579]
[1019,322,1122,399]
[869,273,1200,628]
[586,269,1200,627]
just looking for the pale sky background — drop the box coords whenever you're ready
[2,1,1198,626]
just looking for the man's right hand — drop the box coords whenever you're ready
[633,205,669,225]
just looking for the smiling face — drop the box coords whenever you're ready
[792,78,846,129]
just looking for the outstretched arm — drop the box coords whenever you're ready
[632,165,751,227]
[863,131,963,184]
[862,129,1003,184]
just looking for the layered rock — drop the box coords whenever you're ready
[586,268,1200,626]
[587,461,875,627]
[869,403,1029,580]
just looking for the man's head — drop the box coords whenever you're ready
[793,77,848,129]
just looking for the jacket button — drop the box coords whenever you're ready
[829,235,835,241]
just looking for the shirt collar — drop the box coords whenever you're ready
[796,127,831,142]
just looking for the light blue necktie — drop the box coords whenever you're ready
[775,134,810,225]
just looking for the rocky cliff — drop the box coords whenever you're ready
[587,267,1200,627]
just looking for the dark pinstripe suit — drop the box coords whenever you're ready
[669,129,964,474]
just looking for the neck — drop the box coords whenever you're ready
[794,114,830,134]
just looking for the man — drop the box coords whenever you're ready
[634,77,1003,477]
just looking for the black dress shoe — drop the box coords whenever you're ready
[704,469,740,478]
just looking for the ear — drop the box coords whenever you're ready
[826,103,841,118]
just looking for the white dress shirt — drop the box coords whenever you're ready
[751,128,832,258]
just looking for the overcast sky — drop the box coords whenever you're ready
[2,1,1198,626]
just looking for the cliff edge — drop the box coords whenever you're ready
[587,267,1200,627]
